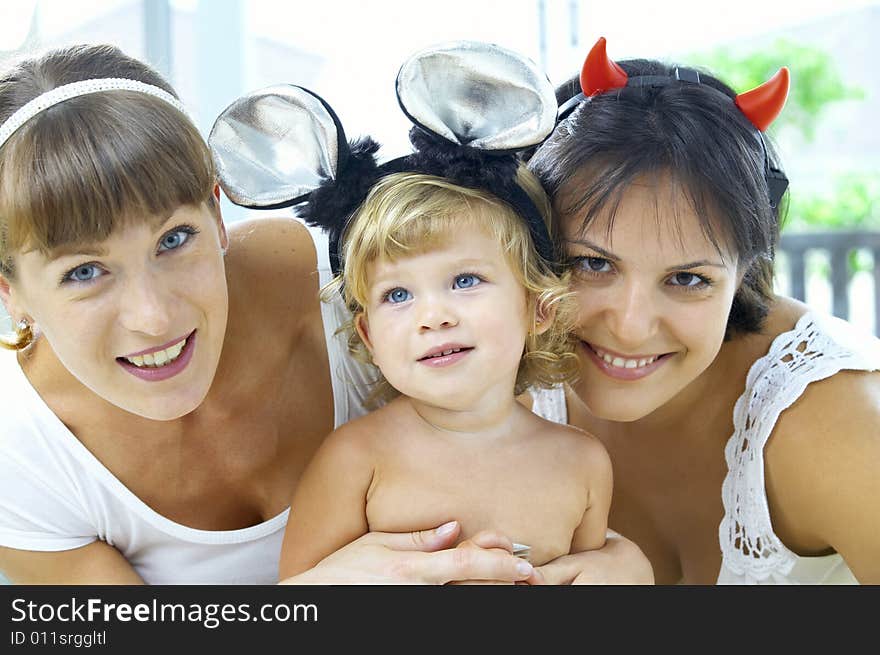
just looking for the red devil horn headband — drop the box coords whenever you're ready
[580,37,790,132]
[734,67,790,132]
[580,37,628,97]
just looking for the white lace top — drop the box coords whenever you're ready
[532,310,880,584]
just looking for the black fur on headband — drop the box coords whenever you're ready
[299,136,382,231]
[385,127,559,269]
[405,127,520,189]
[299,128,560,276]
[297,136,383,273]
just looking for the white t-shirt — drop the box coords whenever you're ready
[0,223,375,584]
[532,310,880,584]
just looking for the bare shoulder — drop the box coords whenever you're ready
[319,412,381,455]
[226,216,317,279]
[768,366,880,467]
[766,365,880,552]
[224,217,321,325]
[523,407,612,476]
[319,400,408,457]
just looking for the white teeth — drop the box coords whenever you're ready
[594,346,659,369]
[430,348,461,358]
[125,337,187,368]
[166,340,184,360]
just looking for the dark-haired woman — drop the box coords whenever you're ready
[528,39,880,584]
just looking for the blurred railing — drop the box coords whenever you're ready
[778,230,880,336]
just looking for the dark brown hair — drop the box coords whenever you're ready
[529,59,788,338]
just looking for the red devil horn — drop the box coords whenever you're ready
[734,67,790,132]
[580,37,628,97]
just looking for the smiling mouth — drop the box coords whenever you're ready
[583,341,676,373]
[591,345,664,370]
[118,333,191,369]
[418,346,473,361]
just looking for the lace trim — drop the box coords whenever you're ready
[719,312,880,580]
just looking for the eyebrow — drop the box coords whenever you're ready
[39,213,183,261]
[46,244,110,260]
[564,238,727,271]
[371,257,496,278]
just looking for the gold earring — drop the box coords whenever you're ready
[15,318,35,349]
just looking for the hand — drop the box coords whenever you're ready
[448,531,544,585]
[280,521,541,585]
[536,530,654,585]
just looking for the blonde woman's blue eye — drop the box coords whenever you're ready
[158,226,197,252]
[454,274,481,289]
[386,288,412,303]
[160,231,186,251]
[64,264,102,283]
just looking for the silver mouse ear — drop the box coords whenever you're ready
[208,85,342,208]
[396,41,557,151]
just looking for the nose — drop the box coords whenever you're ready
[117,269,173,337]
[416,293,459,332]
[603,277,659,348]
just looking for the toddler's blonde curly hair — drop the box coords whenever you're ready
[323,168,578,405]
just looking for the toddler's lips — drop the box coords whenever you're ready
[418,344,474,368]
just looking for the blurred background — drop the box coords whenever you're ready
[1,0,878,334]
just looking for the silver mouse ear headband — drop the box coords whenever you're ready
[0,78,193,152]
[209,40,559,275]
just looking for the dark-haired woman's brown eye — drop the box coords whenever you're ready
[668,272,709,288]
[572,256,611,273]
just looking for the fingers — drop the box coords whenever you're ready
[535,557,579,585]
[348,525,535,584]
[460,530,514,554]
[419,542,535,585]
[535,535,656,585]
[357,521,462,553]
[523,566,546,585]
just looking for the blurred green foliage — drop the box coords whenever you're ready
[785,172,880,232]
[689,39,863,141]
[784,174,878,274]
[690,39,879,245]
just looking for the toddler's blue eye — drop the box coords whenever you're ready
[386,288,412,303]
[454,274,481,289]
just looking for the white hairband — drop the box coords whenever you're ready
[0,78,193,151]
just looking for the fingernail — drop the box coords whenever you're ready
[435,521,458,536]
[517,561,534,576]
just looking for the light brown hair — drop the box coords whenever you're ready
[0,44,215,349]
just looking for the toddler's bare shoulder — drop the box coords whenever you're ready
[530,413,610,469]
